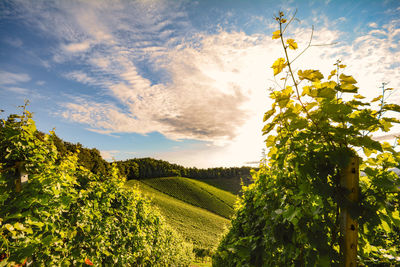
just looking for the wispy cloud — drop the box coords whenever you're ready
[0,71,31,85]
[3,86,30,95]
[4,1,399,166]
[3,37,23,47]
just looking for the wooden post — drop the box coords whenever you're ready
[15,162,28,192]
[340,156,359,267]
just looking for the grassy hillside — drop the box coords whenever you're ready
[196,176,253,195]
[125,179,230,251]
[141,177,237,219]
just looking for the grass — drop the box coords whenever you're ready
[141,177,238,218]
[125,179,231,251]
[195,176,253,195]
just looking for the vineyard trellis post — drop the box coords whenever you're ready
[15,161,28,192]
[340,156,359,267]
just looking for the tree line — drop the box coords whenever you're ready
[48,134,254,181]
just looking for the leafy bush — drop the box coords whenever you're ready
[213,11,400,266]
[0,106,193,266]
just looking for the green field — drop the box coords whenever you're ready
[195,176,253,195]
[125,178,233,251]
[141,177,237,218]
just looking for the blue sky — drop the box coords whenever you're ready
[1,0,399,167]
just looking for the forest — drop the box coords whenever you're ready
[50,133,253,181]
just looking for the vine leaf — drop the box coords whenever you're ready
[271,58,286,76]
[298,69,323,82]
[272,30,281,39]
[339,74,357,84]
[287,39,298,50]
[328,70,336,80]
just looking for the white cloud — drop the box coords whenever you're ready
[61,41,91,53]
[4,87,30,95]
[369,22,378,28]
[65,71,97,85]
[5,1,399,166]
[0,71,31,85]
[100,150,120,161]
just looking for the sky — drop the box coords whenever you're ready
[0,0,399,168]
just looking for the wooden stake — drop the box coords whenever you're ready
[340,156,359,267]
[15,162,28,192]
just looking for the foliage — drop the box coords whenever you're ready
[125,179,230,257]
[0,106,194,266]
[49,134,110,176]
[116,158,253,181]
[141,177,237,219]
[214,11,400,266]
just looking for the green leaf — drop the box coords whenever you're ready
[265,135,276,147]
[263,109,275,122]
[262,123,275,135]
[317,87,336,99]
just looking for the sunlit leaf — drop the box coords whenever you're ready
[286,39,298,50]
[328,70,336,80]
[339,74,357,84]
[371,95,382,102]
[272,30,281,39]
[271,58,286,76]
[382,104,400,113]
[338,83,358,93]
[354,94,365,99]
[298,69,324,82]
[263,108,276,122]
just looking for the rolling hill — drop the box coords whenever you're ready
[141,177,237,218]
[125,177,237,252]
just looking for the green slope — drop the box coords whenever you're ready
[141,177,237,218]
[125,179,230,251]
[195,177,253,195]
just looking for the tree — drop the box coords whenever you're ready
[213,11,400,266]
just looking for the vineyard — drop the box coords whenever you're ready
[0,107,194,266]
[1,9,400,267]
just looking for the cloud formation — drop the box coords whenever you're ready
[0,71,31,85]
[3,1,399,166]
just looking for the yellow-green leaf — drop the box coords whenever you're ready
[298,69,324,82]
[339,74,357,84]
[272,30,281,39]
[271,58,286,76]
[328,69,336,80]
[339,64,346,68]
[265,135,276,147]
[383,104,400,113]
[263,108,276,122]
[339,83,358,93]
[354,94,365,99]
[317,87,336,99]
[287,39,298,50]
[371,95,382,102]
